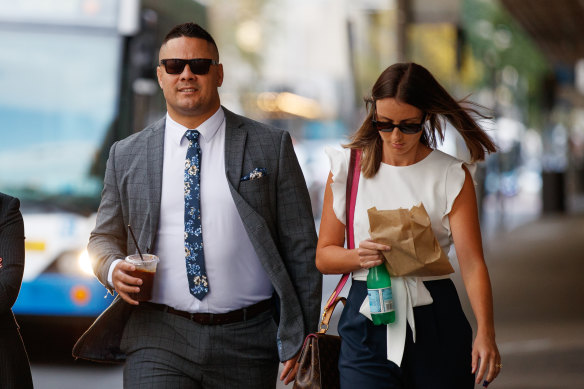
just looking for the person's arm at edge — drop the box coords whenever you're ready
[449,165,501,385]
[0,197,25,313]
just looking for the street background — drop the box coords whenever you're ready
[2,0,583,388]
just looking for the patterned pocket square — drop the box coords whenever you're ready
[241,167,267,181]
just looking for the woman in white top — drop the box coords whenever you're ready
[316,62,500,388]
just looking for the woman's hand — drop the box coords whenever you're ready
[357,239,390,269]
[472,331,501,386]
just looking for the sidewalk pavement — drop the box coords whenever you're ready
[458,211,584,388]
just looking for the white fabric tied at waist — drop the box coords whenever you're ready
[358,274,450,366]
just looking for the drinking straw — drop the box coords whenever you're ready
[127,224,144,261]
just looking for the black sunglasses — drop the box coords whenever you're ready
[372,105,426,134]
[160,58,219,75]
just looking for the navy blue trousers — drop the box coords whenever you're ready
[338,280,474,389]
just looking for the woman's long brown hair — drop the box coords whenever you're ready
[345,62,497,178]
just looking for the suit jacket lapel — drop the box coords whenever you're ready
[147,117,165,252]
[224,108,247,192]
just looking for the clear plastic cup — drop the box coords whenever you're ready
[125,254,159,301]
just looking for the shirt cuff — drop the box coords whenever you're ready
[107,259,123,289]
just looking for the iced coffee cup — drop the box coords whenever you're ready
[125,253,159,301]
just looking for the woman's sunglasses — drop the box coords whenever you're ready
[372,105,426,134]
[160,58,219,75]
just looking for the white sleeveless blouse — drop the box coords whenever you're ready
[325,146,472,366]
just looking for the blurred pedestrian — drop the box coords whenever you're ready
[0,192,34,389]
[316,62,501,388]
[73,22,321,388]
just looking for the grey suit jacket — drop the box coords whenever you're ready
[73,107,321,363]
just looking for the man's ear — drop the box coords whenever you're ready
[156,66,163,89]
[216,64,224,87]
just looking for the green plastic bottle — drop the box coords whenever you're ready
[367,264,395,325]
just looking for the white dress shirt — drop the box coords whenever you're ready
[109,108,274,313]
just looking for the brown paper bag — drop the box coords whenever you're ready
[367,204,454,277]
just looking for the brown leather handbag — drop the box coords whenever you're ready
[293,296,346,389]
[293,149,362,389]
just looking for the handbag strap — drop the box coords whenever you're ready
[346,148,361,251]
[318,296,346,333]
[323,148,361,311]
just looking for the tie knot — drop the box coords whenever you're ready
[185,130,200,142]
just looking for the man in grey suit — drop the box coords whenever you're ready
[73,23,321,388]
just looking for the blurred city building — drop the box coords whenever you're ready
[500,0,584,214]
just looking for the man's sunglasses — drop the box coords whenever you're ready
[160,58,219,75]
[372,105,426,134]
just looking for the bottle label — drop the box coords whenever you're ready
[368,287,394,313]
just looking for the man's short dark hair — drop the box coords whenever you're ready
[162,23,219,58]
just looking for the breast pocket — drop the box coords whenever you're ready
[238,175,272,210]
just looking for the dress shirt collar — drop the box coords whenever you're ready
[165,107,225,145]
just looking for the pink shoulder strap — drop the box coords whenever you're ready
[346,149,361,251]
[324,148,361,310]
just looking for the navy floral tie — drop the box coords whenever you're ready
[184,130,208,300]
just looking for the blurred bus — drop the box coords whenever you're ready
[0,0,207,319]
